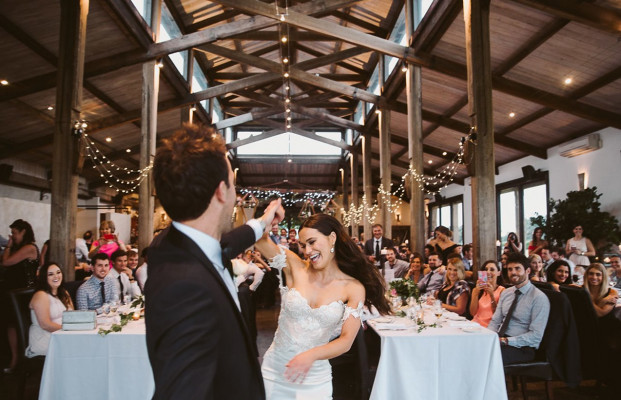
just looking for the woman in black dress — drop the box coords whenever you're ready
[428,225,459,266]
[1,219,39,373]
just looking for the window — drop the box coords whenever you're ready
[496,174,549,255]
[236,131,342,156]
[429,196,464,245]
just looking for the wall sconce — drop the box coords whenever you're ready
[578,172,586,191]
[395,212,401,223]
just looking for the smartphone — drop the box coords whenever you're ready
[479,271,488,283]
[104,234,115,240]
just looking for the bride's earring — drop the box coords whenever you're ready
[330,246,335,253]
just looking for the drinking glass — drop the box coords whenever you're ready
[124,295,132,306]
[110,300,118,314]
[102,303,111,316]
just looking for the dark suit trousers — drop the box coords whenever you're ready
[501,345,535,365]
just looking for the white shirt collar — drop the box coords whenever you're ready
[172,221,223,270]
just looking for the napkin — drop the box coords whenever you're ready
[447,321,480,329]
[374,322,411,330]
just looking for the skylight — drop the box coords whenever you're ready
[236,131,342,156]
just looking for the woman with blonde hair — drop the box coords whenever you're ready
[583,263,618,318]
[432,257,470,316]
[528,254,545,281]
[88,220,127,259]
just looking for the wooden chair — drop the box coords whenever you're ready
[8,288,45,400]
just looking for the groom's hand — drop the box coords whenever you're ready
[259,198,285,231]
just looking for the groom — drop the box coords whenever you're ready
[145,123,283,399]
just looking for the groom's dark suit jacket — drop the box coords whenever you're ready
[145,224,265,400]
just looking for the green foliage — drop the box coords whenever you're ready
[529,187,621,253]
[389,279,420,300]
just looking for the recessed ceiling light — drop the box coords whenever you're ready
[126,149,131,153]
[509,112,515,118]
[0,80,8,86]
[428,160,433,164]
[105,137,112,142]
[442,151,447,156]
[47,106,54,111]
[564,77,572,85]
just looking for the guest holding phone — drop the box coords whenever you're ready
[470,260,505,327]
[89,220,126,259]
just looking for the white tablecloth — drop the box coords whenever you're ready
[368,311,507,400]
[39,318,154,400]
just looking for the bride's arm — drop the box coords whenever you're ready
[254,234,304,284]
[283,283,365,383]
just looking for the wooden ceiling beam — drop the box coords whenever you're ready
[293,47,370,71]
[209,0,427,67]
[290,105,363,130]
[212,72,364,82]
[229,31,335,41]
[509,0,621,34]
[227,128,284,149]
[199,43,381,104]
[259,119,351,150]
[187,10,243,32]
[430,56,621,130]
[0,0,358,102]
[215,108,283,130]
[296,44,366,75]
[211,44,279,73]
[410,0,462,52]
[330,10,388,36]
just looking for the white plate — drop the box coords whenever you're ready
[461,327,480,333]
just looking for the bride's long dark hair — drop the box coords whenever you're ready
[301,213,391,315]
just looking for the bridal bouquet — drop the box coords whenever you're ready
[389,278,420,301]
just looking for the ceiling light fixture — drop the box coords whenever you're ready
[283,58,289,63]
[564,77,572,85]
[428,160,433,164]
[281,36,287,43]
[156,61,164,68]
[509,112,515,118]
[285,98,290,103]
[126,149,131,153]
[0,80,8,85]
[442,151,447,156]
[47,106,54,111]
[284,72,289,78]
[401,65,408,72]
[105,137,112,142]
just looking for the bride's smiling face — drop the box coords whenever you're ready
[299,228,336,270]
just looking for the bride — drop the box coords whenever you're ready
[256,213,390,399]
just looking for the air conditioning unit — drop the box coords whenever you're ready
[559,133,601,158]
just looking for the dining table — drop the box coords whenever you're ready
[39,314,154,400]
[367,308,507,400]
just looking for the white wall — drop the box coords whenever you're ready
[0,185,51,247]
[434,127,621,243]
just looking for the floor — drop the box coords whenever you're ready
[0,304,615,400]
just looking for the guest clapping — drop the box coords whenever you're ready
[546,260,572,292]
[470,260,505,327]
[432,257,470,316]
[26,263,74,357]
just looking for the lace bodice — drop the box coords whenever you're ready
[262,249,363,386]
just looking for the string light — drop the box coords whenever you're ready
[238,188,335,209]
[81,133,153,194]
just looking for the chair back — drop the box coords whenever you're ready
[537,287,581,386]
[63,280,85,308]
[559,285,600,379]
[8,287,36,353]
[330,326,371,400]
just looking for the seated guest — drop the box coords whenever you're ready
[418,252,445,295]
[528,254,545,282]
[550,247,575,275]
[76,253,118,313]
[26,262,74,357]
[432,257,470,316]
[88,220,126,259]
[127,249,140,280]
[135,248,148,292]
[383,248,410,279]
[471,260,505,327]
[488,253,550,365]
[109,250,141,303]
[608,255,621,289]
[540,246,554,270]
[546,260,572,292]
[404,252,425,283]
[583,263,618,318]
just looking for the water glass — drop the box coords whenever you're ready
[102,303,111,316]
[123,295,132,305]
[110,301,119,314]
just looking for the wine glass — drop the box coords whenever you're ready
[102,303,111,317]
[110,300,118,315]
[124,295,132,306]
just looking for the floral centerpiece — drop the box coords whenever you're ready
[389,279,420,302]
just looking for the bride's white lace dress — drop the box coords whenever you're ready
[261,251,362,400]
